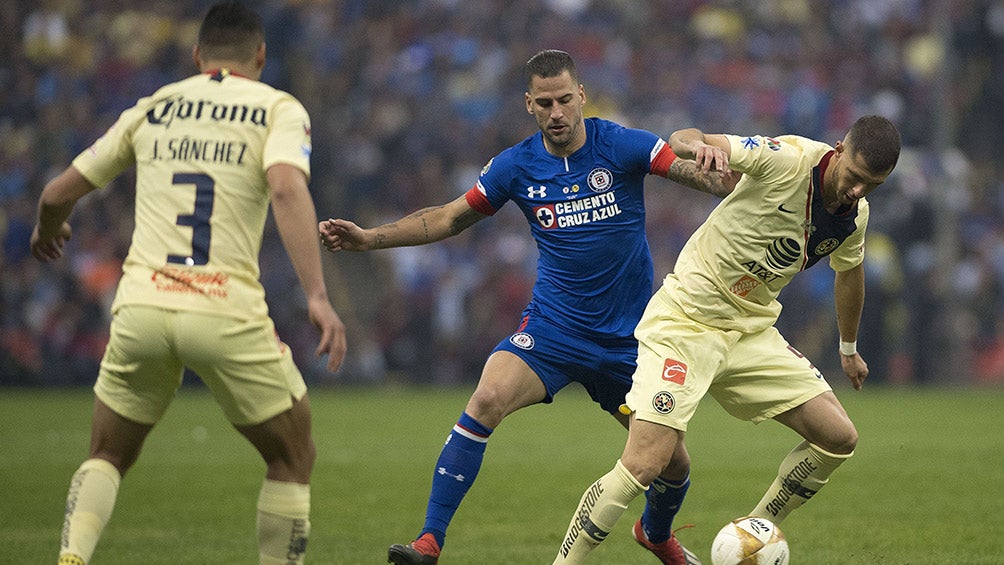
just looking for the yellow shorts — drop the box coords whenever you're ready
[95,305,307,426]
[624,290,831,430]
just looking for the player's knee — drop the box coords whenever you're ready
[299,437,317,473]
[465,388,508,428]
[620,453,666,487]
[818,422,858,455]
[289,432,316,474]
[661,445,691,479]
[266,438,315,483]
[839,424,859,454]
[88,452,134,477]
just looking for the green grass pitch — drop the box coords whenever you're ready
[1,385,1001,563]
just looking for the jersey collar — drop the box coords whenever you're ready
[814,150,852,216]
[203,68,250,81]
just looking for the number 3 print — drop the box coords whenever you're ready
[168,172,214,266]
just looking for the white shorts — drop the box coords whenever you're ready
[95,305,307,426]
[624,289,831,430]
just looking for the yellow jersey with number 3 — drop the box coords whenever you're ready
[72,69,312,319]
[664,133,868,334]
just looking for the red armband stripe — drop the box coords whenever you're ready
[465,185,498,216]
[650,143,678,177]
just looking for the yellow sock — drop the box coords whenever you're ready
[257,479,311,565]
[749,440,853,523]
[60,458,121,564]
[553,459,646,564]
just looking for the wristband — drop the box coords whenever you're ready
[839,340,857,356]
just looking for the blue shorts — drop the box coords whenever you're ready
[492,313,637,415]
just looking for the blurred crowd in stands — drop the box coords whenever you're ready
[2,0,1003,387]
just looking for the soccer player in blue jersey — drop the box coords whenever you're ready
[553,116,901,563]
[320,49,734,565]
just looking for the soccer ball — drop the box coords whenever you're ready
[710,516,789,565]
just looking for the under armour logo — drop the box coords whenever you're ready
[437,467,466,482]
[527,185,547,198]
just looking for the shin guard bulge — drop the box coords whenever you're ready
[257,480,311,565]
[60,458,121,564]
[553,459,646,564]
[749,440,853,523]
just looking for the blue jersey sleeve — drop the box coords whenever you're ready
[474,148,519,211]
[605,125,665,175]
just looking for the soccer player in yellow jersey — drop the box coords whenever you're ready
[554,115,901,563]
[30,3,346,564]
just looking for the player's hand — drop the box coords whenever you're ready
[318,219,372,252]
[30,222,72,262]
[720,169,743,192]
[839,352,869,390]
[693,142,731,175]
[308,296,347,372]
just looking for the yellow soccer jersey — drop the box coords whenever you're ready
[665,134,868,333]
[72,69,312,319]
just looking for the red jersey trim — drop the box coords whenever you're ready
[801,150,835,270]
[465,186,498,216]
[816,150,834,187]
[650,144,678,177]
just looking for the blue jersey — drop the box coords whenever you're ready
[465,118,676,339]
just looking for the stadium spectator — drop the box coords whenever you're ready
[2,1,1002,387]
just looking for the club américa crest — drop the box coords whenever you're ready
[652,391,675,414]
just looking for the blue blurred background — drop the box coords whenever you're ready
[2,0,1002,389]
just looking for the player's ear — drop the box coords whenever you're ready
[255,42,266,71]
[833,139,846,161]
[525,92,533,114]
[192,44,202,72]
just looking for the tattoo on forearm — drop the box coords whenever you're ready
[403,206,443,242]
[381,203,480,244]
[409,206,442,219]
[668,159,729,197]
[669,160,709,193]
[450,208,481,235]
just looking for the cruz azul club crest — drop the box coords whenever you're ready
[587,167,613,192]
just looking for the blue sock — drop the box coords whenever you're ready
[641,475,690,544]
[420,412,492,548]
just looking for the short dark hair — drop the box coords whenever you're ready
[198,2,264,61]
[524,49,578,89]
[846,115,901,174]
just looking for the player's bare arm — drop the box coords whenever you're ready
[30,166,97,262]
[269,163,347,372]
[834,263,868,390]
[319,194,485,252]
[669,128,732,174]
[666,157,740,198]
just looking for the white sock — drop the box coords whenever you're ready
[257,479,311,565]
[553,459,646,564]
[749,440,852,523]
[60,458,121,563]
